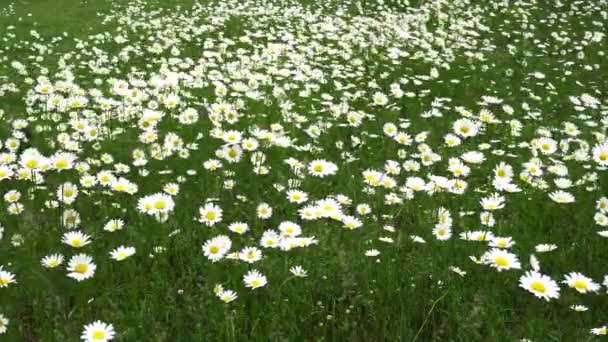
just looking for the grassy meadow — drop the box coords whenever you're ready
[0,0,607,340]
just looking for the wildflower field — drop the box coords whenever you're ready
[0,0,607,340]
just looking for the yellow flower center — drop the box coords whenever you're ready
[56,160,68,169]
[74,263,88,274]
[92,330,106,339]
[25,160,38,169]
[209,246,220,254]
[531,281,546,293]
[205,212,216,220]
[494,256,509,266]
[573,280,587,290]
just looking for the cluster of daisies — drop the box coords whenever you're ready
[0,0,607,339]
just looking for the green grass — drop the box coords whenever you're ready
[0,0,607,341]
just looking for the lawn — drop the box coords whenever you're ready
[0,0,607,340]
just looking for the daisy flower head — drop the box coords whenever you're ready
[453,118,479,138]
[597,197,608,213]
[365,249,380,257]
[289,265,308,277]
[537,137,557,155]
[256,202,273,219]
[109,246,136,261]
[461,230,495,242]
[298,205,319,221]
[432,225,452,241]
[592,142,608,166]
[316,198,343,219]
[239,246,263,264]
[4,190,21,203]
[482,248,521,271]
[570,305,588,312]
[519,271,560,301]
[222,130,242,145]
[81,321,115,342]
[163,183,180,196]
[103,219,125,232]
[372,92,389,106]
[150,193,175,214]
[363,169,383,187]
[260,230,281,248]
[405,176,426,191]
[461,151,485,164]
[591,326,607,336]
[563,272,600,294]
[341,215,363,230]
[383,123,398,137]
[278,221,301,237]
[548,190,575,204]
[0,314,8,335]
[137,193,175,217]
[67,254,96,281]
[308,159,338,177]
[57,182,79,204]
[62,209,81,229]
[202,235,231,262]
[243,269,267,289]
[62,231,92,248]
[493,162,513,180]
[203,159,223,171]
[217,289,238,303]
[228,222,249,235]
[41,253,64,268]
[198,202,223,226]
[286,190,308,204]
[489,236,515,249]
[480,193,505,211]
[535,244,557,253]
[355,203,372,215]
[0,266,16,288]
[221,145,243,163]
[444,133,461,147]
[19,148,47,170]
